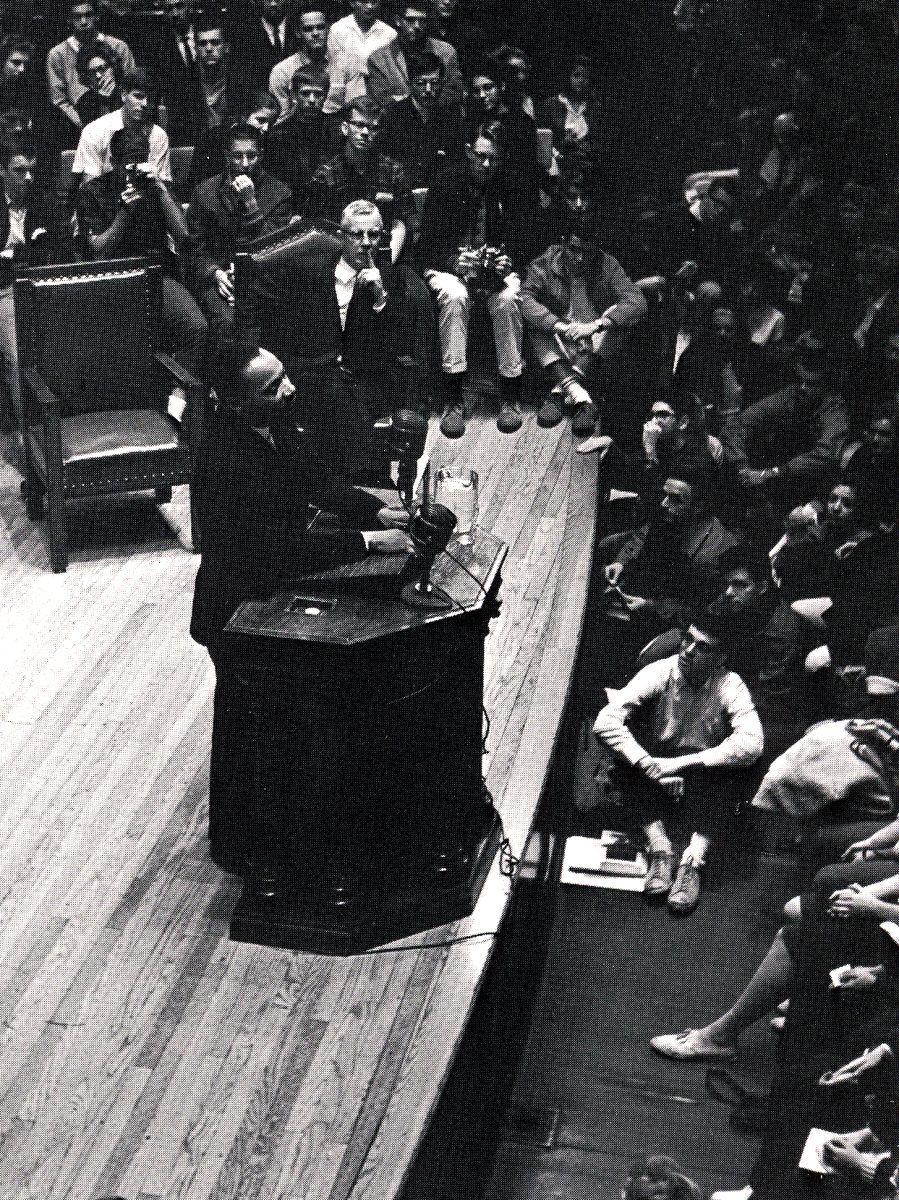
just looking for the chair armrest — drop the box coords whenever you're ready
[23,367,61,409]
[153,351,202,393]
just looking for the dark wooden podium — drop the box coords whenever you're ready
[219,526,507,955]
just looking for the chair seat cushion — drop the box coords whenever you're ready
[31,409,180,465]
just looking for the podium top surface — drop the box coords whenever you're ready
[223,526,507,646]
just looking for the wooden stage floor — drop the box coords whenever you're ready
[0,408,597,1200]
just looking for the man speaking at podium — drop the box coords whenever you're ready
[190,342,412,879]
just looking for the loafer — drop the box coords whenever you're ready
[440,401,466,439]
[571,400,599,436]
[497,401,523,433]
[537,398,564,427]
[650,1028,737,1061]
[644,851,674,897]
[668,860,701,915]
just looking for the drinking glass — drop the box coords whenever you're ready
[433,467,479,546]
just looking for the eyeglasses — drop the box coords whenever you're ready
[344,228,381,241]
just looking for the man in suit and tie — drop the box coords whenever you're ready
[0,133,61,431]
[227,0,299,93]
[366,1,464,112]
[149,0,204,145]
[249,198,430,479]
[190,339,412,881]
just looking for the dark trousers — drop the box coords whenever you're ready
[162,276,208,380]
[612,756,750,861]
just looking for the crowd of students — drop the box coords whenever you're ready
[2,0,899,1196]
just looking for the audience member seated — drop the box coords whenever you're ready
[521,219,646,433]
[0,133,62,432]
[73,39,121,128]
[77,127,208,380]
[325,0,395,112]
[249,199,431,478]
[539,54,604,172]
[73,67,171,184]
[308,97,412,255]
[378,50,466,189]
[416,124,535,437]
[750,626,899,828]
[187,88,280,198]
[596,470,742,667]
[187,16,255,146]
[265,67,334,211]
[579,390,719,503]
[268,3,340,118]
[366,1,463,113]
[722,328,851,513]
[47,0,134,148]
[594,612,763,915]
[843,406,899,530]
[493,45,535,120]
[185,120,291,334]
[430,0,488,80]
[772,481,875,603]
[465,56,539,205]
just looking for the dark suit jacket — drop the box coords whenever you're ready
[249,225,405,370]
[223,13,300,92]
[378,97,465,189]
[366,37,464,113]
[415,162,535,274]
[185,169,293,290]
[0,190,63,287]
[189,406,382,646]
[149,25,205,144]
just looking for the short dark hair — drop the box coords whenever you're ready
[121,67,154,98]
[407,49,443,79]
[468,56,510,90]
[75,39,120,87]
[240,89,279,117]
[717,542,773,588]
[293,0,329,16]
[0,35,34,63]
[109,126,150,164]
[0,132,36,167]
[195,14,227,37]
[226,121,264,152]
[665,469,711,509]
[393,0,429,17]
[344,96,382,125]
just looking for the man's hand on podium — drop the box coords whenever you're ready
[377,506,410,529]
[367,529,415,554]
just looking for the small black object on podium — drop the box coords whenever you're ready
[219,522,507,955]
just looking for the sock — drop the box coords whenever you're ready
[499,374,522,407]
[442,371,467,407]
[644,822,672,857]
[682,833,709,866]
[562,377,593,408]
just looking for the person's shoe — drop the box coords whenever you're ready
[571,400,599,436]
[497,401,523,433]
[537,397,564,427]
[576,433,612,456]
[668,859,702,915]
[710,1188,752,1200]
[440,400,466,438]
[644,851,674,897]
[650,1028,737,1061]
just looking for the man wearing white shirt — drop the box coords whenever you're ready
[46,0,134,142]
[73,68,172,183]
[327,0,396,109]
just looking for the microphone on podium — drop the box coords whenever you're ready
[387,407,428,510]
[401,502,457,610]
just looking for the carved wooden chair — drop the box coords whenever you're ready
[14,257,205,571]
